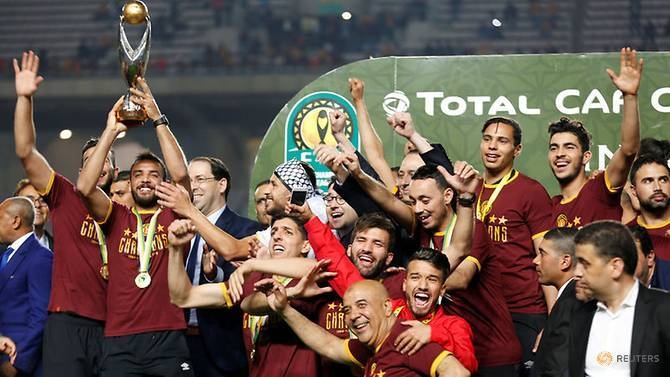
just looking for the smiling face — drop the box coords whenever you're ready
[548,132,590,186]
[397,153,424,202]
[348,227,393,279]
[254,182,272,226]
[342,280,393,348]
[130,160,164,209]
[403,260,446,318]
[480,122,521,179]
[326,186,358,232]
[81,147,116,193]
[16,184,49,228]
[408,178,452,233]
[269,217,308,258]
[189,160,226,216]
[266,174,292,218]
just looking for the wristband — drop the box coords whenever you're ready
[151,114,169,128]
[457,194,476,207]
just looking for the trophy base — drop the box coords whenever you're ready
[117,93,147,127]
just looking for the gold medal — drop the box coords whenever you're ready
[135,272,151,288]
[99,264,109,280]
[479,200,492,219]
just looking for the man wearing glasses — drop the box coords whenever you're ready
[14,179,53,251]
[184,156,263,377]
[325,178,359,247]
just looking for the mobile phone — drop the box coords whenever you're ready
[290,188,308,206]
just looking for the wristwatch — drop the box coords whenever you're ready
[151,114,169,128]
[457,194,476,207]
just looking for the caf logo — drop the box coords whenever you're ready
[286,92,355,150]
[556,213,569,227]
[382,90,410,117]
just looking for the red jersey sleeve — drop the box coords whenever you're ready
[305,217,363,297]
[522,180,553,239]
[407,344,451,377]
[429,314,478,373]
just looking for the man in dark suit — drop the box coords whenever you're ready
[531,227,580,377]
[570,220,670,377]
[185,156,263,377]
[0,197,53,377]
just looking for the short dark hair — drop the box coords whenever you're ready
[352,213,396,254]
[482,117,522,146]
[130,151,167,180]
[630,154,670,184]
[543,227,578,260]
[270,213,307,240]
[191,156,232,199]
[640,137,670,160]
[407,248,451,283]
[255,179,271,190]
[82,138,116,168]
[113,170,131,183]
[629,224,654,257]
[574,221,637,276]
[411,164,449,191]
[547,117,592,152]
[13,178,31,196]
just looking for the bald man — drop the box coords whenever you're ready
[263,279,470,377]
[0,197,52,377]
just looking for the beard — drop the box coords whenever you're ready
[99,172,114,195]
[352,257,387,279]
[639,195,670,215]
[131,190,158,208]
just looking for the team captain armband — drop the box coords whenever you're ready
[218,283,233,308]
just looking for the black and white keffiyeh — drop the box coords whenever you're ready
[273,158,317,199]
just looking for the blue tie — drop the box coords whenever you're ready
[0,247,13,271]
[185,234,201,282]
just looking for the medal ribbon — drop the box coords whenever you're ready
[93,222,108,268]
[430,214,457,251]
[476,169,514,221]
[132,207,162,274]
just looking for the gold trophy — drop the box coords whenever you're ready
[118,1,151,125]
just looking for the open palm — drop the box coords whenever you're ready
[13,51,44,97]
[607,47,643,96]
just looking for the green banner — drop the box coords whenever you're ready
[249,52,670,215]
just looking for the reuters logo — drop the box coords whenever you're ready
[286,92,355,150]
[597,351,613,366]
[556,214,569,227]
[382,90,410,117]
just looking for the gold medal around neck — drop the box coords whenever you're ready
[100,264,109,280]
[135,272,151,289]
[479,200,492,219]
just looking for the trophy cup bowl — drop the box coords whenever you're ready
[118,0,151,126]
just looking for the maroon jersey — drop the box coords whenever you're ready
[443,220,523,367]
[242,271,326,377]
[551,172,623,227]
[630,217,670,290]
[40,173,107,321]
[319,292,357,377]
[345,319,450,377]
[100,203,185,336]
[476,170,551,313]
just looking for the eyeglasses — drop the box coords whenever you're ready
[324,195,346,205]
[25,195,47,207]
[190,176,217,185]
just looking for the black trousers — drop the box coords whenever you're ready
[43,312,104,377]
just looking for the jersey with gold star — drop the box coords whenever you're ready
[100,203,185,337]
[345,319,450,377]
[476,170,552,314]
[551,172,623,228]
[42,173,108,321]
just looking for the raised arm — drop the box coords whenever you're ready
[131,77,190,191]
[167,219,234,309]
[264,280,353,364]
[347,78,396,189]
[604,47,643,188]
[156,182,252,260]
[13,51,52,192]
[342,152,415,231]
[388,112,433,154]
[75,99,125,222]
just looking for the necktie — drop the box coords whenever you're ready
[0,248,13,271]
[185,234,201,282]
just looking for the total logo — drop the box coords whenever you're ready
[382,90,410,117]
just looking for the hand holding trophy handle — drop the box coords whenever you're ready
[118,0,151,126]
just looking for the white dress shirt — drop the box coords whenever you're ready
[3,232,34,264]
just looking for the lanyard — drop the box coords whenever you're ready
[476,169,514,221]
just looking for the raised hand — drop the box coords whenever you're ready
[341,152,362,177]
[438,162,481,195]
[13,50,44,97]
[255,278,289,313]
[348,77,365,102]
[329,109,347,135]
[130,76,162,120]
[107,96,128,133]
[156,182,193,217]
[167,219,196,247]
[606,47,644,96]
[387,112,416,139]
[288,259,335,299]
[228,260,252,302]
[314,144,343,171]
[285,202,315,223]
[201,243,218,280]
